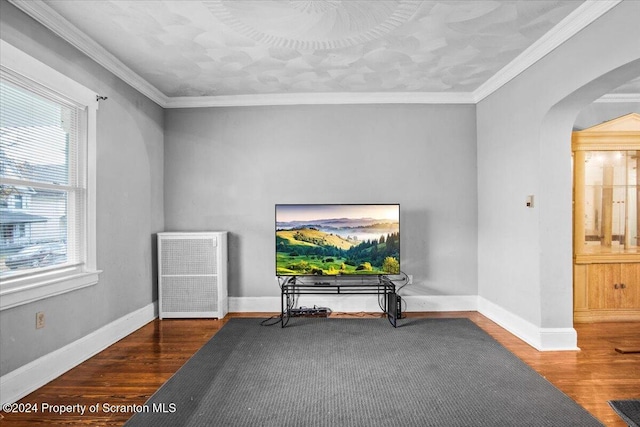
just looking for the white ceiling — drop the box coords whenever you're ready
[9,0,640,107]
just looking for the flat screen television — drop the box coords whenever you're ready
[276,204,400,276]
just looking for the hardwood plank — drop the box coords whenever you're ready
[1,313,638,426]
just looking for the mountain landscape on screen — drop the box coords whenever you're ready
[276,204,400,276]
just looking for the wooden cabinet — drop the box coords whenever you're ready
[574,262,640,322]
[586,263,640,309]
[573,114,640,322]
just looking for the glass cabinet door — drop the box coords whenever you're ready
[577,150,638,254]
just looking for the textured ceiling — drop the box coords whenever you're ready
[41,0,592,98]
[9,0,637,104]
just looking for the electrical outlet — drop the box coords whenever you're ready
[36,312,45,329]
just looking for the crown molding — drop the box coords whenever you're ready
[594,93,640,103]
[8,0,169,107]
[472,0,623,103]
[165,92,476,108]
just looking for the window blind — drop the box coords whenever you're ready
[0,73,86,277]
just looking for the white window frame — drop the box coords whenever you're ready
[0,40,100,310]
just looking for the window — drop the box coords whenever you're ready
[0,40,100,310]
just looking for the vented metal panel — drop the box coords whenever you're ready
[161,238,217,276]
[158,232,228,319]
[161,276,218,312]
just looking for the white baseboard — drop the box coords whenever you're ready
[229,296,281,312]
[231,295,392,313]
[229,295,478,314]
[0,302,157,405]
[477,296,578,351]
[230,295,385,313]
[402,295,478,312]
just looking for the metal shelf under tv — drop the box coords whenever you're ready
[280,275,399,327]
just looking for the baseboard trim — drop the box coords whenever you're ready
[574,308,640,323]
[229,296,280,313]
[402,295,478,312]
[0,302,157,405]
[229,295,479,314]
[477,297,578,351]
[230,295,389,313]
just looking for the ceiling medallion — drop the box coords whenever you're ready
[289,1,342,14]
[204,0,421,50]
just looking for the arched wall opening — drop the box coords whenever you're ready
[539,60,640,334]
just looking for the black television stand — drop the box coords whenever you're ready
[280,275,400,327]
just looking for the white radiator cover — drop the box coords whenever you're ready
[157,232,228,319]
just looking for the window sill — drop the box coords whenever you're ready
[0,269,102,311]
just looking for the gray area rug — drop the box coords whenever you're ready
[609,400,640,427]
[125,318,602,426]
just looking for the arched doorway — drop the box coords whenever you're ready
[572,112,640,322]
[535,60,640,347]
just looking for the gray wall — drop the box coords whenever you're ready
[0,1,164,375]
[164,104,477,299]
[477,0,640,329]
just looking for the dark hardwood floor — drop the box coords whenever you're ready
[1,312,638,426]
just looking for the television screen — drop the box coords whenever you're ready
[276,204,400,276]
